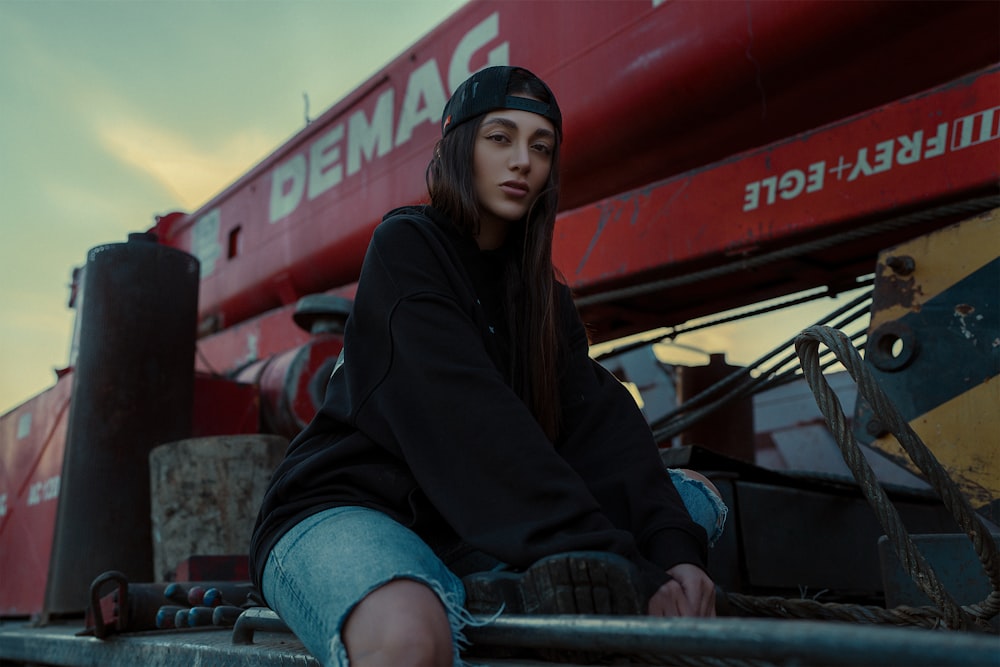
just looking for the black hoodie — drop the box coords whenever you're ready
[249,205,707,603]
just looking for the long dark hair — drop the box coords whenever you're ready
[427,68,563,441]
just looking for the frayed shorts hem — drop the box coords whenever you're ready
[667,468,729,547]
[262,506,477,667]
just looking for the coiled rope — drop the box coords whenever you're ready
[724,325,999,632]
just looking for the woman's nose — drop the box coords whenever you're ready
[509,143,530,171]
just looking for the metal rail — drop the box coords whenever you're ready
[466,614,999,666]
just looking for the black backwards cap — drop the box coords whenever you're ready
[441,66,562,138]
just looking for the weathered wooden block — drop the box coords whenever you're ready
[149,434,287,581]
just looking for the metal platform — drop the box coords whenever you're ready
[2,612,998,667]
[0,620,317,667]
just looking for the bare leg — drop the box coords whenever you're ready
[342,579,454,667]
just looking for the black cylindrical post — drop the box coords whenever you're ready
[45,234,199,613]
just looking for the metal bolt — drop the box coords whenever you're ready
[866,419,887,437]
[885,255,915,276]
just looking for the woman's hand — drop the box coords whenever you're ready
[647,563,716,617]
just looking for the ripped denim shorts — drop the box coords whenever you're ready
[261,471,727,666]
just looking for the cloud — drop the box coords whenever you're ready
[93,115,275,210]
[2,5,276,214]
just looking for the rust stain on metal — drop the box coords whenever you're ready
[953,303,979,343]
[954,303,975,316]
[872,270,924,312]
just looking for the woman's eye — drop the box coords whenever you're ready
[533,143,553,155]
[486,133,509,143]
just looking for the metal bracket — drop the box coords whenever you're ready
[231,607,293,645]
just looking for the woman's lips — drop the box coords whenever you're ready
[500,181,529,197]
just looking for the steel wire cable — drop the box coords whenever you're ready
[778,325,1000,631]
[650,292,871,443]
[594,279,874,362]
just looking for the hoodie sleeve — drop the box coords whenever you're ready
[552,286,708,572]
[341,215,671,595]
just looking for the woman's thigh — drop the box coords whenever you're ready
[261,506,469,667]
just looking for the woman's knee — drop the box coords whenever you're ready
[678,468,722,498]
[342,578,453,667]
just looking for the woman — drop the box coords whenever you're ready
[250,66,727,667]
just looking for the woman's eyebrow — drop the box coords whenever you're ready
[482,116,556,140]
[481,117,518,131]
[532,127,556,141]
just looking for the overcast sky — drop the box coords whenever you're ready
[0,0,471,413]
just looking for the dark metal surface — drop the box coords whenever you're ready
[736,480,959,596]
[880,532,1000,630]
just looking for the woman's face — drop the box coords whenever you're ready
[472,106,556,248]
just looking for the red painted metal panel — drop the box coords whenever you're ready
[555,66,1000,341]
[195,303,311,376]
[191,284,355,438]
[152,0,1000,336]
[0,375,72,616]
[234,336,344,438]
[194,283,356,376]
[191,375,261,438]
